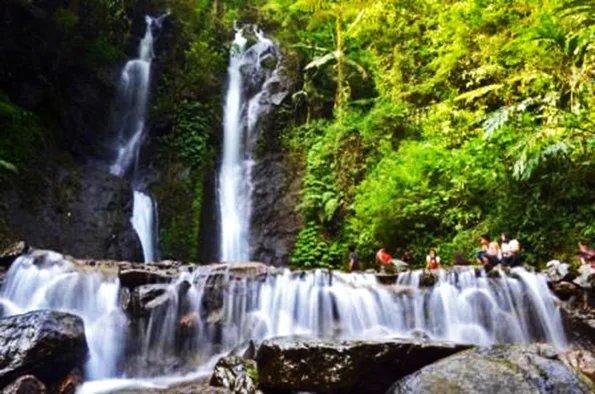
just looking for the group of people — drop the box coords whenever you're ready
[347,232,522,273]
[347,235,595,273]
[349,246,444,272]
[476,233,522,271]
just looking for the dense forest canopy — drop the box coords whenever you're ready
[1,0,594,268]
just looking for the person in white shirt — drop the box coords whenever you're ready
[501,233,521,267]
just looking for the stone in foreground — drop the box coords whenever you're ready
[1,375,45,394]
[0,311,88,389]
[210,356,257,394]
[388,344,594,394]
[256,337,472,394]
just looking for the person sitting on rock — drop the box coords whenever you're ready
[475,234,491,264]
[577,239,595,267]
[376,248,393,270]
[425,248,441,270]
[401,247,414,266]
[348,246,361,272]
[501,233,521,267]
[483,241,502,272]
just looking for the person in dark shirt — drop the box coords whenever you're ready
[401,248,414,266]
[348,246,361,272]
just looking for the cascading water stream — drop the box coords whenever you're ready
[0,250,569,392]
[0,253,127,381]
[110,15,166,263]
[219,28,280,262]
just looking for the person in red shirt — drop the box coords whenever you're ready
[376,248,393,268]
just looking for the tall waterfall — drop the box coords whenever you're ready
[219,28,280,262]
[110,15,166,262]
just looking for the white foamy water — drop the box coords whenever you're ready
[0,253,127,380]
[132,191,157,262]
[137,265,568,369]
[0,251,568,393]
[218,28,280,262]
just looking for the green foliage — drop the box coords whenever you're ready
[53,8,80,31]
[163,101,214,170]
[268,0,595,268]
[291,224,346,269]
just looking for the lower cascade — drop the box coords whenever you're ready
[0,250,572,392]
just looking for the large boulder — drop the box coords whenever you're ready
[256,337,472,394]
[0,311,88,389]
[388,344,594,394]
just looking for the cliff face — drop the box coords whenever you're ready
[246,61,303,266]
[0,0,143,259]
[250,152,303,265]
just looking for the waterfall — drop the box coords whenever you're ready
[0,253,127,380]
[110,15,166,263]
[136,266,569,369]
[0,251,569,390]
[219,28,280,262]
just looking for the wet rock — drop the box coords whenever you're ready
[1,165,140,261]
[560,349,595,384]
[210,356,257,394]
[551,281,580,301]
[419,272,436,287]
[260,54,278,71]
[110,376,232,393]
[2,375,46,394]
[256,337,472,394]
[376,273,399,285]
[0,311,88,389]
[388,344,594,394]
[0,242,29,268]
[250,153,303,266]
[119,268,172,288]
[129,284,170,316]
[47,368,83,394]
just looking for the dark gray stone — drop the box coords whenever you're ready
[0,311,88,389]
[256,337,472,394]
[1,164,141,261]
[388,344,594,394]
[249,153,303,266]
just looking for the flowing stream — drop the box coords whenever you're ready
[110,15,166,263]
[0,251,569,392]
[218,28,280,262]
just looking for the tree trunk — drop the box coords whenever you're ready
[335,6,345,121]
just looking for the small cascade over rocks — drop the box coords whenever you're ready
[135,266,568,365]
[218,27,283,263]
[0,252,127,381]
[0,249,572,391]
[110,14,167,263]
